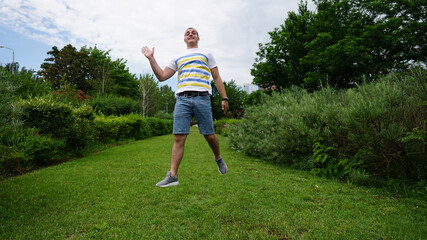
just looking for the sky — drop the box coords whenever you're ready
[0,0,316,90]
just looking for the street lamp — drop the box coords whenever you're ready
[0,45,15,74]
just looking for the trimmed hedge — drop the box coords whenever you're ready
[93,114,173,143]
[3,95,172,177]
[91,94,141,116]
[18,96,95,152]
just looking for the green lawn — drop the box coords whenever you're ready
[1,128,426,239]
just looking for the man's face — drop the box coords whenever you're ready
[184,28,199,45]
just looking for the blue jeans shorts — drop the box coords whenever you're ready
[173,95,215,135]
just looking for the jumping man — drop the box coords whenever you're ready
[141,27,229,187]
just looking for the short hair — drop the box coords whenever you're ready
[185,27,199,37]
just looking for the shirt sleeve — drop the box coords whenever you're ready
[167,58,177,71]
[207,52,217,69]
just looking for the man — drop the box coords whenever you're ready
[141,27,229,187]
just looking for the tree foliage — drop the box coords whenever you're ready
[211,80,247,119]
[158,85,176,114]
[138,73,159,117]
[252,0,427,90]
[39,44,139,98]
[39,44,93,91]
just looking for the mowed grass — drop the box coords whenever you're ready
[1,128,426,239]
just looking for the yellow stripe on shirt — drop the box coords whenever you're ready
[178,73,210,81]
[177,82,210,89]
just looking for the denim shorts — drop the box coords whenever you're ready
[173,95,215,135]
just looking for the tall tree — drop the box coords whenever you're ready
[251,1,314,90]
[252,0,426,90]
[39,44,93,91]
[138,73,159,117]
[109,58,139,99]
[159,85,176,114]
[87,46,113,94]
[39,44,140,98]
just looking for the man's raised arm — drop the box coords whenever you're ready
[141,46,175,82]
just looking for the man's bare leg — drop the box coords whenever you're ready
[204,134,221,160]
[204,134,227,174]
[170,134,187,177]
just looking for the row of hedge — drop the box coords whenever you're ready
[1,95,172,176]
[228,69,426,184]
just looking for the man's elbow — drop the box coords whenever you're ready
[158,75,169,82]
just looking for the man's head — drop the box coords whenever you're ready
[184,27,199,49]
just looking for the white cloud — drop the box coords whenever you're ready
[0,0,316,87]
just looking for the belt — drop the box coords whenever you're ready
[177,91,209,97]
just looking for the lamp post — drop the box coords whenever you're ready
[0,45,15,74]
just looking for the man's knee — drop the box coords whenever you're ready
[174,134,187,144]
[204,134,217,143]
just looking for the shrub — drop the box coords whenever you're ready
[146,117,173,136]
[93,115,172,143]
[67,105,95,152]
[52,82,93,106]
[229,86,341,164]
[19,95,74,140]
[0,145,30,176]
[91,94,141,115]
[338,70,426,181]
[18,96,95,153]
[93,115,134,143]
[0,129,65,175]
[19,132,66,166]
[153,110,174,120]
[0,67,49,147]
[126,114,152,139]
[311,137,365,179]
[229,69,427,182]
[214,118,241,136]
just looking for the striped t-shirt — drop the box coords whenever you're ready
[167,48,217,95]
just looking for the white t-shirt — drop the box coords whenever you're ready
[167,48,217,95]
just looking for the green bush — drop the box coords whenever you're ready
[126,114,153,139]
[0,67,50,147]
[146,117,173,136]
[214,118,241,136]
[19,95,74,140]
[229,69,427,182]
[153,110,174,120]
[18,133,66,166]
[91,94,141,115]
[67,105,95,152]
[18,96,95,153]
[0,145,30,176]
[93,115,172,143]
[93,115,134,143]
[0,129,65,175]
[229,86,341,164]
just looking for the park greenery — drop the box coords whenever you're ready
[252,0,426,90]
[229,69,426,192]
[1,130,425,239]
[0,63,173,178]
[0,0,426,194]
[0,0,426,238]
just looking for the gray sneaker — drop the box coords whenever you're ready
[216,157,228,174]
[156,171,179,187]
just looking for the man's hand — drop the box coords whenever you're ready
[222,100,229,115]
[141,46,154,59]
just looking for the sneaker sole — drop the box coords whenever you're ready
[157,181,179,187]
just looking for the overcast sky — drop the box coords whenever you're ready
[0,0,316,90]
